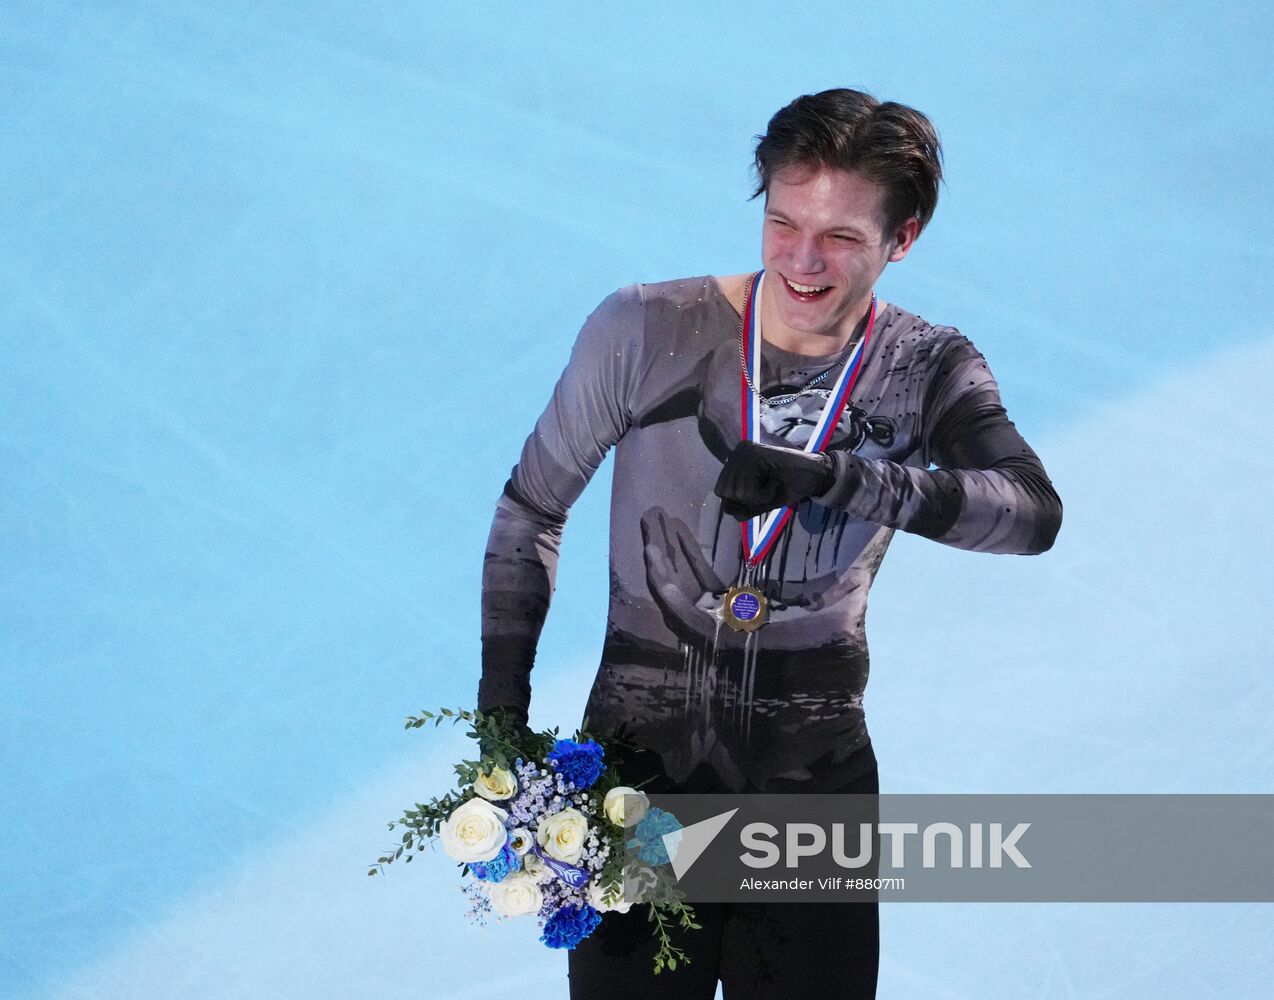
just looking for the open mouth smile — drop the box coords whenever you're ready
[782,276,833,302]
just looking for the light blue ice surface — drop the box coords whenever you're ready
[2,3,1271,998]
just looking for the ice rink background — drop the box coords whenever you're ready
[3,2,1272,997]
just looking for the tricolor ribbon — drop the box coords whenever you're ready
[738,269,878,566]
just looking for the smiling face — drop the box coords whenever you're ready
[760,164,920,352]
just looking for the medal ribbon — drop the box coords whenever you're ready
[738,269,878,566]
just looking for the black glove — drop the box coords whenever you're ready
[714,440,836,521]
[476,705,535,765]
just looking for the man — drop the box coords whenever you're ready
[477,89,1062,998]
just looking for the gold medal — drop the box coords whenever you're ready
[717,584,769,632]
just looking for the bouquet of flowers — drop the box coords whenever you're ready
[368,707,701,973]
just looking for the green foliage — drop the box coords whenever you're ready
[646,895,702,975]
[366,784,471,876]
[370,706,702,975]
[371,707,542,875]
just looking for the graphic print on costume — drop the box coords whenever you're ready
[759,394,896,453]
[478,276,1061,794]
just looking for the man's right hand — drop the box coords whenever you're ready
[477,705,534,765]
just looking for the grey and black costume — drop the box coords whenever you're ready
[477,274,1061,998]
[479,274,1061,794]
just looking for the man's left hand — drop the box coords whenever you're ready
[714,440,836,521]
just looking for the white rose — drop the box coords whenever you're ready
[439,797,509,863]
[587,879,633,914]
[473,765,517,801]
[536,807,590,864]
[487,872,543,918]
[522,850,551,882]
[507,827,534,856]
[603,786,649,828]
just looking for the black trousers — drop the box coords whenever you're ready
[567,742,880,999]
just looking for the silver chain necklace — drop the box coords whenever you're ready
[736,273,874,408]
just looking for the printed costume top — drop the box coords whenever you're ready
[477,276,1062,793]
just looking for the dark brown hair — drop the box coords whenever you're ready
[752,88,944,235]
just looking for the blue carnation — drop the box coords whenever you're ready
[545,738,606,789]
[467,841,521,883]
[628,807,683,866]
[540,903,602,949]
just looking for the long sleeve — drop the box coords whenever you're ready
[812,330,1062,554]
[476,285,646,726]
